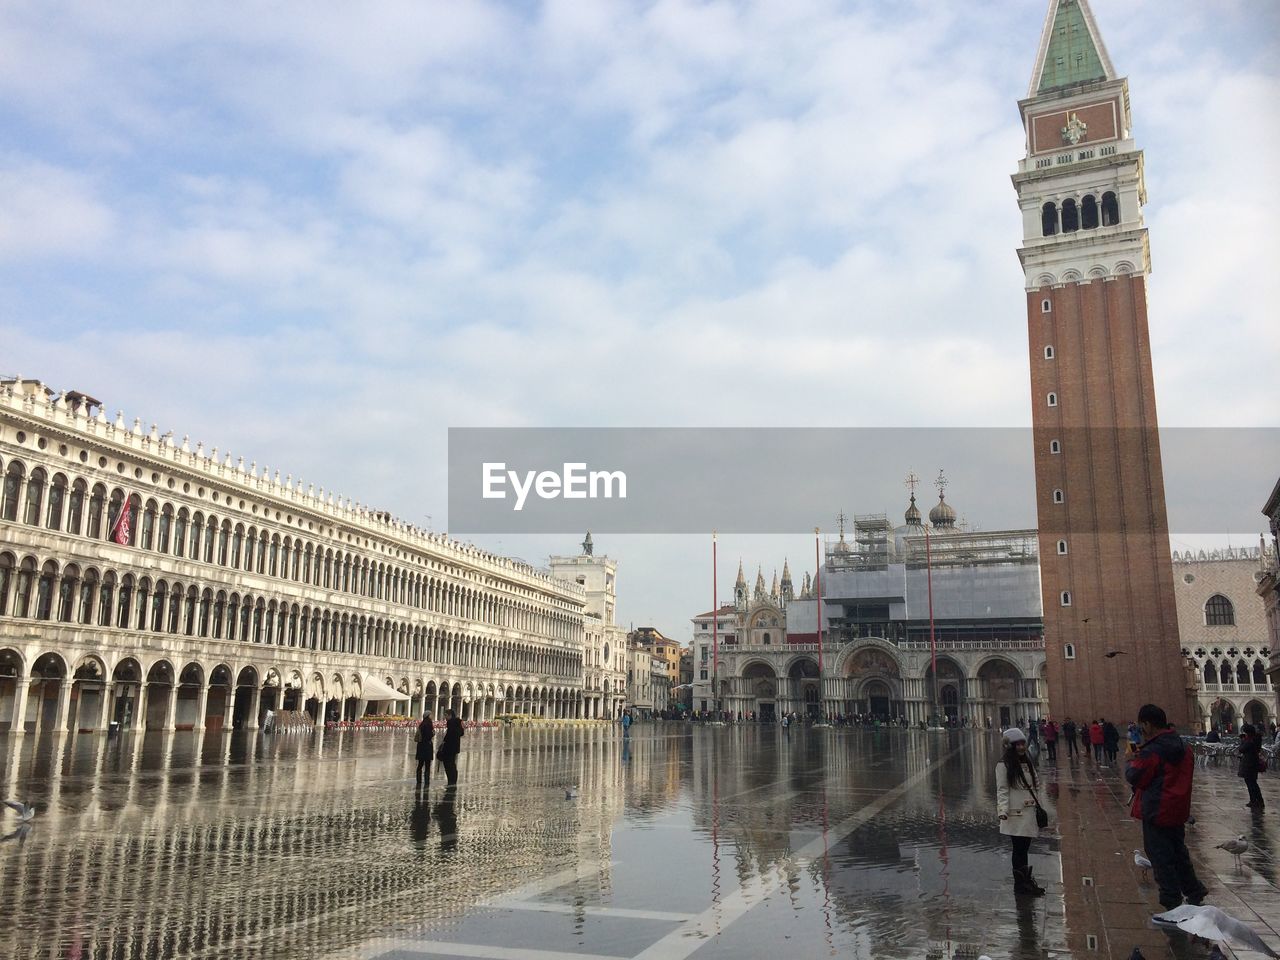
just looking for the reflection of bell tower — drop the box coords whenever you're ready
[1014,0,1186,726]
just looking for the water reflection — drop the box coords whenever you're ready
[0,724,1082,960]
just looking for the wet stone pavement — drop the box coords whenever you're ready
[0,725,1277,960]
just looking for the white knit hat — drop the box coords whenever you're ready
[1003,727,1027,744]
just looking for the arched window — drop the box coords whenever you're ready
[1061,198,1079,233]
[1050,439,1061,454]
[1205,594,1235,626]
[1101,191,1119,226]
[116,574,133,629]
[97,573,116,626]
[78,568,98,624]
[1203,661,1215,685]
[1255,661,1266,686]
[1057,539,1068,554]
[1047,392,1058,407]
[1053,489,1064,503]
[0,461,22,521]
[23,468,46,525]
[1220,661,1232,684]
[1060,590,1072,606]
[1041,202,1058,237]
[1041,298,1052,314]
[174,508,188,557]
[140,499,157,550]
[87,484,106,538]
[1044,345,1055,359]
[1237,661,1249,685]
[35,560,57,620]
[1064,643,1075,660]
[67,479,86,535]
[57,564,78,621]
[158,505,172,553]
[1081,194,1099,229]
[45,474,67,531]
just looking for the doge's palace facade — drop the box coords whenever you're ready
[0,378,590,735]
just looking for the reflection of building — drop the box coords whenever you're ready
[1264,480,1280,716]
[0,379,596,734]
[550,534,628,719]
[1174,546,1276,731]
[1014,0,1187,726]
[692,493,1048,725]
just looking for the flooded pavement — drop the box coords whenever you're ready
[0,725,1273,959]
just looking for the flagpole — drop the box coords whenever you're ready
[815,527,825,724]
[712,531,719,722]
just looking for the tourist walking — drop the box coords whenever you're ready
[1239,723,1266,810]
[1127,721,1141,755]
[414,713,435,789]
[1079,721,1091,757]
[1102,719,1120,764]
[1125,703,1207,911]
[1043,718,1059,762]
[1062,718,1077,759]
[995,728,1048,896]
[1089,720,1105,763]
[437,709,464,787]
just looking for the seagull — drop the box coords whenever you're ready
[2,800,35,822]
[1152,904,1280,958]
[565,786,578,800]
[1216,834,1249,864]
[1133,849,1152,878]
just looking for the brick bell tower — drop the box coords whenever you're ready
[1013,0,1190,727]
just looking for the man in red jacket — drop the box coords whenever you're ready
[1125,703,1207,911]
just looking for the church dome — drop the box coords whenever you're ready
[929,494,956,528]
[904,493,922,527]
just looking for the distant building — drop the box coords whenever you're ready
[549,534,628,719]
[630,626,680,710]
[692,489,1048,726]
[1172,545,1277,731]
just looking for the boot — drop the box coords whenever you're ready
[1013,866,1045,896]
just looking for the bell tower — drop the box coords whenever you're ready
[1013,0,1188,726]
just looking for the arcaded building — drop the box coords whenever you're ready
[0,378,594,734]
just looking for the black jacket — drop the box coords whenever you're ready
[415,719,435,760]
[1102,722,1120,748]
[1240,734,1263,777]
[438,717,464,758]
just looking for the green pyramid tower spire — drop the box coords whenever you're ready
[1030,0,1116,96]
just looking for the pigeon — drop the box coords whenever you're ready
[1133,849,1152,878]
[565,786,578,800]
[1216,834,1249,863]
[2,800,35,822]
[1152,904,1279,958]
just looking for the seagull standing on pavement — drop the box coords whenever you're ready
[1133,849,1152,879]
[2,800,35,822]
[1216,834,1249,865]
[1152,904,1280,958]
[565,786,578,800]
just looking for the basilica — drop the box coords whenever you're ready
[691,484,1048,726]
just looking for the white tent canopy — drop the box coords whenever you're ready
[359,673,408,702]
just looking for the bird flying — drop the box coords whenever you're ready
[2,800,34,822]
[1152,904,1279,958]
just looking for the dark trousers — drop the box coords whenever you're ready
[1244,772,1265,807]
[416,758,431,786]
[1046,740,1057,761]
[1065,736,1077,757]
[1011,835,1032,871]
[441,754,458,785]
[1092,744,1103,762]
[1142,821,1206,910]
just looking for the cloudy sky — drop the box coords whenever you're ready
[2,0,1277,635]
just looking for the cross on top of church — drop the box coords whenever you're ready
[904,471,919,494]
[836,510,848,540]
[935,470,948,499]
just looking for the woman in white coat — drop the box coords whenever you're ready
[996,727,1046,896]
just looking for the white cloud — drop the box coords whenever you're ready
[0,161,115,258]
